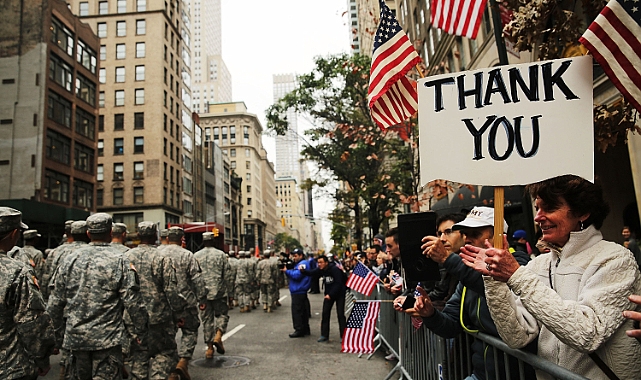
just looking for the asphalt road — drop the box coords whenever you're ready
[43,291,396,379]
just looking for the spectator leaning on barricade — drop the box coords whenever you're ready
[47,212,149,380]
[407,207,536,380]
[304,255,347,343]
[283,248,312,338]
[461,175,641,379]
[0,207,56,380]
[157,226,207,380]
[126,221,187,379]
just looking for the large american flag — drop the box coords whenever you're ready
[346,262,379,296]
[430,0,489,39]
[341,301,381,353]
[368,0,422,130]
[579,0,641,112]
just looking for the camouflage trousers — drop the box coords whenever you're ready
[131,322,178,380]
[272,284,280,304]
[69,345,122,380]
[199,298,230,342]
[237,284,252,308]
[178,307,200,359]
[251,284,260,302]
[259,284,276,306]
[59,348,70,379]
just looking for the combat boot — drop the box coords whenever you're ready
[59,365,66,380]
[263,303,268,311]
[267,306,272,313]
[251,301,256,309]
[239,306,246,313]
[213,329,225,354]
[174,358,191,380]
[205,342,215,359]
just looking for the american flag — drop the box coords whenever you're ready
[430,0,489,39]
[341,301,381,353]
[411,283,423,330]
[579,0,641,112]
[346,262,379,296]
[368,0,422,130]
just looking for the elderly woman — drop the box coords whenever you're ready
[460,175,641,379]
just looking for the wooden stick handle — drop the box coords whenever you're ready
[494,186,505,249]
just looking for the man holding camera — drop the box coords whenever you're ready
[283,248,311,338]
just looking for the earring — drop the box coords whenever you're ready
[580,220,584,231]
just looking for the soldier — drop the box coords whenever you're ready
[42,221,75,302]
[226,250,238,309]
[47,213,148,380]
[269,250,281,308]
[158,229,170,251]
[157,226,207,380]
[236,251,255,313]
[14,229,46,281]
[127,221,186,379]
[0,207,56,380]
[111,222,130,253]
[249,249,260,309]
[194,232,232,358]
[256,250,276,312]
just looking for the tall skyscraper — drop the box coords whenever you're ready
[190,0,232,113]
[272,74,300,178]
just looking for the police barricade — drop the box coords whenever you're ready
[346,284,588,380]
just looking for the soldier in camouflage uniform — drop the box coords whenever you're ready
[47,213,149,380]
[127,221,186,380]
[12,229,46,282]
[111,223,130,254]
[0,207,56,380]
[236,251,255,313]
[157,226,207,380]
[226,250,238,309]
[256,250,277,312]
[157,229,169,251]
[249,249,260,309]
[269,250,281,308]
[42,221,74,302]
[194,232,232,358]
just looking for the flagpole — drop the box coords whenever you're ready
[489,0,509,66]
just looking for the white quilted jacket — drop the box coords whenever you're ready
[484,226,641,380]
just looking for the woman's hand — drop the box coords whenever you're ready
[624,294,641,342]
[460,235,520,282]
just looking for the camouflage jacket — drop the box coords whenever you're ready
[157,244,207,307]
[235,258,255,285]
[110,242,130,254]
[47,242,148,351]
[194,247,232,300]
[227,257,238,290]
[127,244,186,325]
[0,251,55,379]
[41,242,88,302]
[13,245,46,281]
[256,258,276,285]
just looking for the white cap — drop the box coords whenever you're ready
[452,206,508,234]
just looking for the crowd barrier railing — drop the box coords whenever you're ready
[346,284,589,380]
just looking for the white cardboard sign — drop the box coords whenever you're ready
[418,56,594,186]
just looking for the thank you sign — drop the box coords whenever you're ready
[418,56,593,186]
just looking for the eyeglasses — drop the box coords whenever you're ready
[436,228,455,237]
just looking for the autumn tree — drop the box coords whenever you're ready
[272,232,302,253]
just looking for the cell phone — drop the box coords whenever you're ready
[401,295,416,310]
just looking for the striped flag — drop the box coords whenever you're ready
[579,0,641,112]
[346,262,379,296]
[341,301,381,353]
[368,0,422,130]
[430,0,489,39]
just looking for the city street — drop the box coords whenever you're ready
[42,291,394,380]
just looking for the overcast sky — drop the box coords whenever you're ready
[220,0,352,250]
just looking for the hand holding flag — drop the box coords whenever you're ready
[341,301,381,354]
[346,262,380,296]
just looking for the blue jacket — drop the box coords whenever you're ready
[285,259,311,294]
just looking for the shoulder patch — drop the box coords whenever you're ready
[32,275,40,290]
[29,258,36,267]
[298,263,306,270]
[130,262,137,272]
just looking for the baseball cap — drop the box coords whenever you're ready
[202,232,214,241]
[512,229,527,239]
[70,221,88,235]
[167,226,184,238]
[137,221,157,237]
[0,207,28,233]
[112,223,128,234]
[23,230,41,240]
[452,206,508,234]
[86,213,113,234]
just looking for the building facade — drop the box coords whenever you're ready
[0,0,100,243]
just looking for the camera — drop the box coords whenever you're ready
[278,258,294,270]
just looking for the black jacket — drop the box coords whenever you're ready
[307,262,346,301]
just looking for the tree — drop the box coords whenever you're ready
[266,53,421,250]
[273,233,301,253]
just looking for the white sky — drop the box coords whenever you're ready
[221,0,351,250]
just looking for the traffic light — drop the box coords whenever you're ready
[281,217,286,227]
[212,227,219,237]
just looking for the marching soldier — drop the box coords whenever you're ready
[269,250,282,308]
[227,250,239,309]
[256,250,277,312]
[14,229,46,281]
[236,251,255,313]
[249,249,260,309]
[158,229,170,251]
[111,223,130,253]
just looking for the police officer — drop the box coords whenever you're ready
[284,248,312,337]
[127,221,186,379]
[47,213,148,379]
[158,226,207,380]
[194,232,232,358]
[111,223,130,253]
[0,207,55,380]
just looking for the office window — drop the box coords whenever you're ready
[135,88,144,105]
[97,189,104,206]
[170,142,173,159]
[97,139,104,156]
[116,21,126,36]
[163,187,167,204]
[114,113,124,130]
[115,90,124,106]
[247,210,252,217]
[247,185,251,193]
[51,18,74,56]
[183,177,192,195]
[246,173,251,181]
[75,74,96,105]
[99,115,104,131]
[136,20,146,35]
[47,91,71,127]
[245,148,250,157]
[115,67,125,82]
[76,40,97,73]
[45,129,71,164]
[137,0,146,11]
[245,161,250,169]
[135,42,145,58]
[73,180,93,208]
[99,68,106,83]
[97,22,107,37]
[100,45,106,60]
[98,1,108,14]
[79,2,88,15]
[230,125,236,144]
[134,187,144,204]
[135,65,145,81]
[134,136,144,153]
[134,161,144,179]
[230,148,236,157]
[114,163,124,180]
[113,188,124,205]
[116,44,126,60]
[44,170,69,203]
[97,164,104,181]
[243,126,249,144]
[164,138,167,155]
[75,108,95,140]
[99,91,105,108]
[49,54,73,92]
[134,112,144,129]
[74,143,94,173]
[114,138,124,155]
[117,0,126,13]
[247,198,252,205]
[230,161,236,169]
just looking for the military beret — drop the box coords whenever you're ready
[70,221,88,235]
[202,232,214,241]
[137,221,157,237]
[159,229,169,237]
[112,223,128,234]
[64,220,74,233]
[0,207,28,233]
[168,226,184,238]
[23,229,41,240]
[86,213,113,234]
